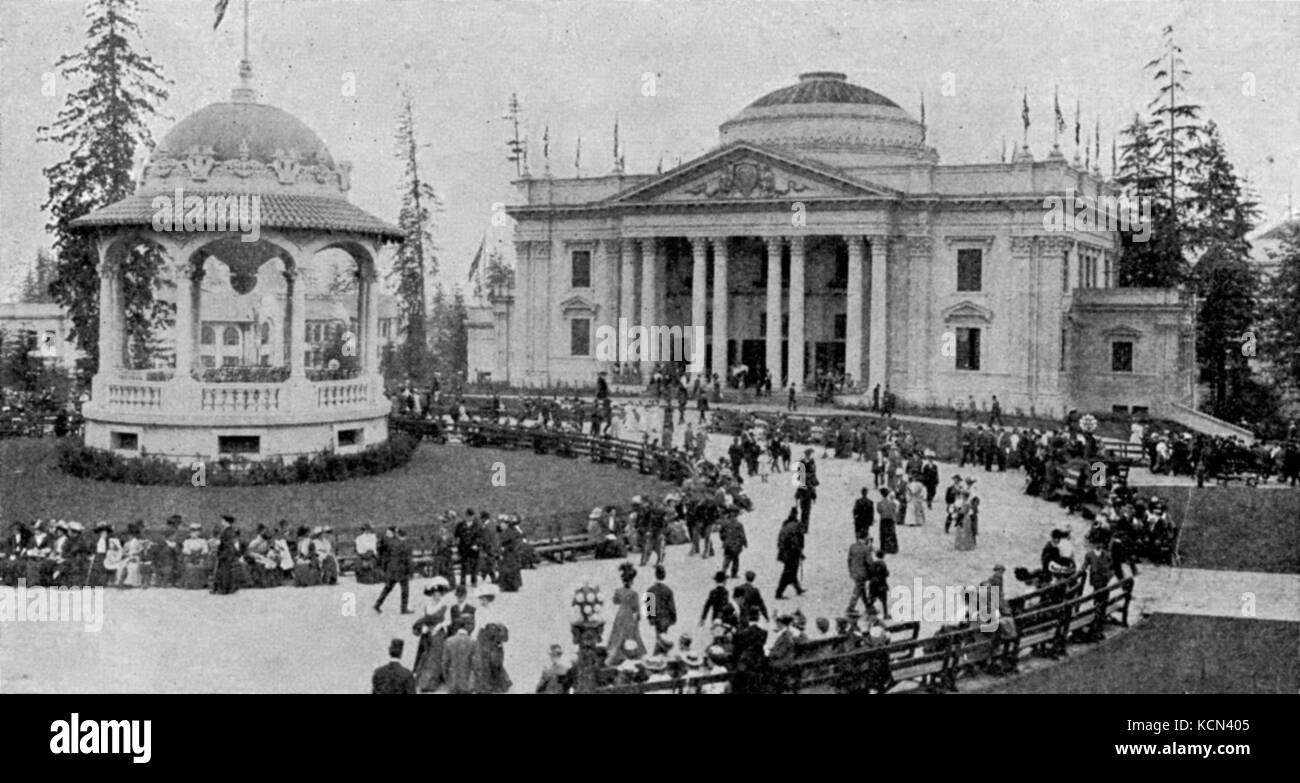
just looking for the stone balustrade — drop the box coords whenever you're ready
[91,373,385,418]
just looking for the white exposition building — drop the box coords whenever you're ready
[486,72,1197,418]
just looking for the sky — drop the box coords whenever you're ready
[1,0,1297,302]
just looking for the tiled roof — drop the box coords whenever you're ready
[749,72,900,109]
[70,192,403,240]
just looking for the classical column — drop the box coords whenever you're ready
[619,239,638,330]
[640,237,658,334]
[689,237,708,367]
[787,235,806,389]
[845,236,865,388]
[173,264,193,376]
[364,267,380,374]
[97,257,117,374]
[868,236,888,391]
[286,267,307,378]
[764,237,783,382]
[710,236,729,378]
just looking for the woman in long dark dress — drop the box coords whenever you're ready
[412,578,453,692]
[605,563,647,665]
[497,517,524,592]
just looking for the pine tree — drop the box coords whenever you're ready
[1261,222,1300,394]
[1115,113,1181,286]
[19,249,59,304]
[38,0,171,374]
[427,284,468,383]
[1143,24,1203,274]
[392,91,439,381]
[482,248,515,301]
[1185,122,1257,258]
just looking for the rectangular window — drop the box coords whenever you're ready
[110,432,138,451]
[571,250,592,288]
[202,355,216,368]
[956,249,982,292]
[1062,252,1070,292]
[570,318,591,356]
[830,247,848,289]
[221,356,238,367]
[1112,405,1129,415]
[337,428,363,447]
[833,314,847,340]
[1103,255,1113,288]
[218,436,260,455]
[956,327,981,370]
[1111,341,1133,373]
[759,312,767,337]
[259,354,270,367]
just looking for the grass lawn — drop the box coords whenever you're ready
[989,614,1299,693]
[0,437,673,539]
[1130,484,1300,574]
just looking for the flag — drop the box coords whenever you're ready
[920,92,926,143]
[542,124,550,161]
[1000,134,1006,163]
[1094,118,1101,167]
[1021,88,1030,142]
[613,117,620,164]
[1074,100,1081,150]
[466,236,485,282]
[575,135,581,175]
[656,155,663,174]
[213,0,231,30]
[1053,87,1066,135]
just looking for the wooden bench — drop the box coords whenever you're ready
[532,534,598,563]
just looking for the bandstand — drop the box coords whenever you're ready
[71,70,403,465]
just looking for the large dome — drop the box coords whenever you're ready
[159,101,335,169]
[720,72,937,168]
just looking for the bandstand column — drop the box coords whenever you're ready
[764,237,783,383]
[364,268,380,374]
[845,236,865,388]
[288,267,307,378]
[787,235,806,389]
[173,265,194,376]
[868,235,888,391]
[97,259,117,374]
[710,236,729,378]
[689,237,708,368]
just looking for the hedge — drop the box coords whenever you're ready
[57,431,421,486]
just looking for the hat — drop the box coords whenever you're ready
[706,645,728,664]
[476,583,499,600]
[388,638,404,658]
[323,526,333,533]
[188,523,202,532]
[68,521,84,533]
[683,652,704,668]
[165,514,183,527]
[713,570,727,583]
[220,514,235,523]
[427,576,451,591]
[616,659,641,673]
[548,644,564,657]
[54,520,69,531]
[621,638,640,654]
[993,564,1006,573]
[93,522,111,533]
[589,507,603,520]
[642,656,668,672]
[631,495,644,505]
[804,448,814,456]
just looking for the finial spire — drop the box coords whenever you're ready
[227,0,256,102]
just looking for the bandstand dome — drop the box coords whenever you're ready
[718,71,937,168]
[71,80,401,466]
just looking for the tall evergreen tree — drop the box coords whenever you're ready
[1185,122,1258,257]
[392,90,439,381]
[427,284,468,383]
[38,0,171,374]
[1115,112,1182,286]
[1143,24,1203,275]
[19,249,59,304]
[1261,222,1300,394]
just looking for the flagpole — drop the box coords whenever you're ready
[243,0,250,64]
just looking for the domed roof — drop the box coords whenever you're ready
[748,72,901,109]
[159,101,335,168]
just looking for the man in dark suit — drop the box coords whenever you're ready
[374,527,413,614]
[796,449,819,529]
[731,570,769,623]
[448,584,477,635]
[212,514,240,595]
[846,533,873,615]
[442,623,478,694]
[455,510,481,588]
[730,615,771,694]
[372,638,416,694]
[921,456,940,509]
[718,512,747,578]
[852,487,875,541]
[645,565,677,639]
[774,510,805,599]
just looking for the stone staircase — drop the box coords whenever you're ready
[1164,402,1256,443]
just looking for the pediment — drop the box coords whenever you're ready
[609,142,900,204]
[559,295,598,316]
[1102,325,1143,340]
[942,301,994,323]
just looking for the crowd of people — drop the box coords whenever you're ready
[1,514,347,592]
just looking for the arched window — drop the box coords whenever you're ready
[222,326,240,346]
[201,326,215,345]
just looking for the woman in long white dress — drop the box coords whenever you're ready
[904,475,927,526]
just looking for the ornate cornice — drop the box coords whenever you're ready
[942,300,994,324]
[141,144,351,197]
[944,235,995,249]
